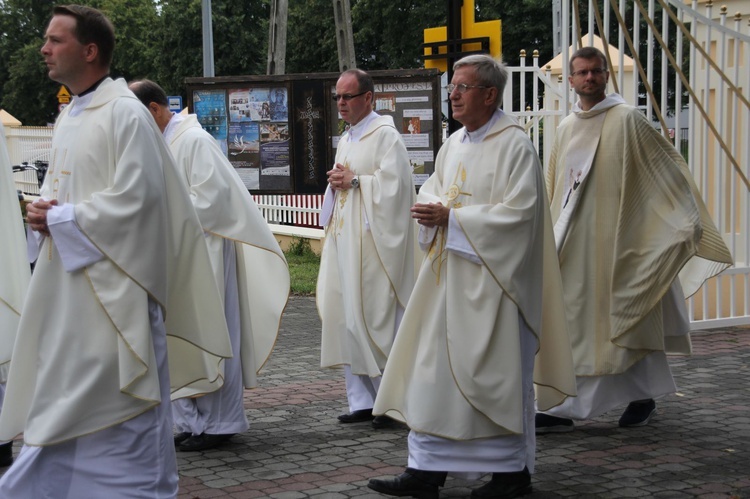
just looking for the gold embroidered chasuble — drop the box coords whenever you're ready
[167,115,289,394]
[0,79,231,446]
[0,127,29,382]
[373,114,576,440]
[546,103,733,377]
[318,114,416,376]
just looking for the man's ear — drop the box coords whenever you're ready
[83,43,99,64]
[148,102,162,119]
[485,87,499,106]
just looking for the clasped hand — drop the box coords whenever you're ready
[26,198,58,236]
[327,163,355,191]
[411,202,449,228]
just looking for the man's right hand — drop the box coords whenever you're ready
[26,198,58,236]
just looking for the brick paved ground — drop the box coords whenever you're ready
[175,297,749,499]
[5,296,750,498]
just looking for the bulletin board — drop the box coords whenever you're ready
[186,68,441,194]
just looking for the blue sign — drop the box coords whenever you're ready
[168,95,183,113]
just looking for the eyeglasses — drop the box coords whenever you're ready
[446,83,489,94]
[570,68,608,78]
[332,91,368,102]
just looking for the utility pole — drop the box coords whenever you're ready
[446,0,462,133]
[201,0,215,77]
[332,0,356,71]
[267,0,289,75]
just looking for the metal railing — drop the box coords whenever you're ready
[502,0,749,328]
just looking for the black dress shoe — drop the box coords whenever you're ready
[471,467,532,499]
[173,431,191,445]
[535,413,574,434]
[367,468,447,499]
[337,408,374,423]
[618,399,656,427]
[0,442,12,467]
[177,433,234,452]
[372,415,405,429]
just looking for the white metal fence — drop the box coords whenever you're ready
[252,194,323,228]
[6,126,52,195]
[502,0,749,328]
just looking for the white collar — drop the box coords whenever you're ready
[67,92,96,118]
[347,111,379,143]
[163,112,184,143]
[459,109,504,144]
[572,93,627,118]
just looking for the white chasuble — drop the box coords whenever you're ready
[546,102,732,378]
[167,115,289,395]
[0,79,231,446]
[374,114,575,440]
[0,127,30,383]
[318,114,416,376]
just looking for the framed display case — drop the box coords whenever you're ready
[186,68,441,194]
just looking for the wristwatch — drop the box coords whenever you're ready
[350,176,360,189]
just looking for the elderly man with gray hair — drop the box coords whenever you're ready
[367,54,575,498]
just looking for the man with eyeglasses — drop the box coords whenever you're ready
[539,46,732,433]
[317,68,416,429]
[368,54,575,498]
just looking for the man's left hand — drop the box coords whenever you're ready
[327,164,356,191]
[411,202,449,228]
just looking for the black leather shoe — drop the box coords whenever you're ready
[372,415,404,429]
[618,399,656,427]
[177,433,234,452]
[173,431,191,445]
[337,408,374,423]
[0,442,12,467]
[471,467,532,499]
[367,468,447,499]
[535,413,574,434]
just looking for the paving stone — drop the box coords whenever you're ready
[4,297,747,498]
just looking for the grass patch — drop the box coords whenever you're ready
[284,237,320,296]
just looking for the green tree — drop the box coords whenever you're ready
[154,0,269,100]
[0,0,59,125]
[2,41,59,125]
[0,0,160,125]
[351,0,445,70]
[0,0,565,124]
[285,0,339,74]
[475,0,553,67]
[100,0,161,82]
[153,0,203,95]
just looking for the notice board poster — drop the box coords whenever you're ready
[193,89,228,154]
[226,87,291,191]
[192,86,291,192]
[330,80,437,187]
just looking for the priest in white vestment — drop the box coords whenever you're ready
[368,55,576,499]
[539,47,733,433]
[317,69,416,428]
[130,79,290,452]
[0,126,30,468]
[0,7,232,497]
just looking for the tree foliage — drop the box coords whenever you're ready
[285,0,339,74]
[0,0,270,125]
[351,1,445,70]
[0,0,569,125]
[0,0,59,125]
[154,0,269,97]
